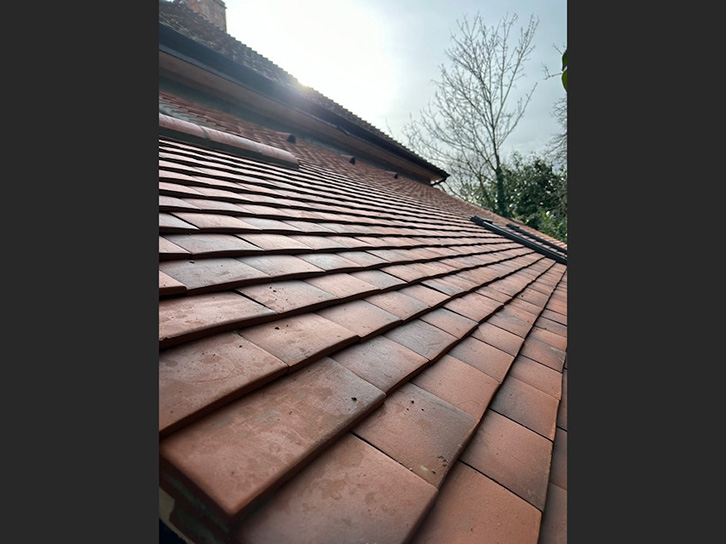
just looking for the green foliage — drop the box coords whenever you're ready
[561,48,567,91]
[501,153,567,242]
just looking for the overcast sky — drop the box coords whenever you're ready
[224,0,566,160]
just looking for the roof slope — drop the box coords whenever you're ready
[158,109,567,544]
[158,4,567,543]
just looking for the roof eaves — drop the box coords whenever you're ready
[158,22,450,182]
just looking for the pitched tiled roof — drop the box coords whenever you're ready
[158,4,567,543]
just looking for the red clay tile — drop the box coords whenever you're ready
[304,273,379,300]
[159,234,192,256]
[411,354,499,420]
[172,212,260,232]
[235,433,437,544]
[160,270,187,296]
[508,354,562,400]
[353,382,477,487]
[315,299,401,340]
[379,263,429,283]
[549,427,567,490]
[420,308,478,339]
[238,254,324,280]
[160,212,199,232]
[159,292,276,349]
[286,234,350,251]
[239,313,359,368]
[538,483,566,544]
[160,358,385,525]
[528,325,568,352]
[240,216,305,233]
[159,258,270,293]
[329,335,429,392]
[508,296,546,317]
[365,248,412,263]
[164,233,262,257]
[410,461,542,544]
[159,332,287,436]
[329,250,388,268]
[475,285,512,304]
[421,277,467,296]
[384,319,459,362]
[349,269,406,290]
[236,233,312,252]
[160,194,201,211]
[460,410,553,510]
[444,292,503,322]
[297,252,361,273]
[487,307,536,338]
[557,369,567,431]
[365,291,430,321]
[180,197,247,214]
[490,376,559,440]
[399,284,450,308]
[541,308,567,326]
[472,322,525,356]
[534,316,567,338]
[159,180,204,198]
[447,336,515,382]
[516,289,550,307]
[519,337,567,373]
[236,280,337,315]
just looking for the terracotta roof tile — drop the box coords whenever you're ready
[365,290,430,321]
[490,376,560,440]
[537,483,567,544]
[315,299,402,340]
[234,433,437,544]
[460,410,553,510]
[160,270,187,296]
[159,332,287,436]
[304,273,379,300]
[164,233,263,257]
[238,254,324,280]
[353,382,478,487]
[519,337,567,373]
[399,283,451,308]
[329,335,429,392]
[472,322,526,356]
[534,315,567,338]
[420,308,479,339]
[411,354,499,420]
[160,357,385,525]
[172,212,262,232]
[549,427,567,490]
[528,325,568,352]
[159,257,271,293]
[384,319,459,362]
[296,252,361,273]
[443,292,503,322]
[160,212,199,232]
[236,233,312,252]
[557,369,568,431]
[508,354,563,400]
[236,280,336,315]
[410,461,542,544]
[159,292,276,349]
[446,336,516,382]
[349,269,406,290]
[238,313,360,369]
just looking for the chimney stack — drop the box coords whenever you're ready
[176,0,227,31]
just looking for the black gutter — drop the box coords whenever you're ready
[159,23,450,181]
[505,223,567,256]
[470,216,567,265]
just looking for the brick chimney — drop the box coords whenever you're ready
[176,0,227,31]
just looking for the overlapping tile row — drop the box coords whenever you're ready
[159,114,567,543]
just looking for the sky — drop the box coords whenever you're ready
[224,0,566,160]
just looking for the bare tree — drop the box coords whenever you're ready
[404,13,538,217]
[547,95,567,167]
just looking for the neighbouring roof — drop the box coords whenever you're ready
[158,3,567,543]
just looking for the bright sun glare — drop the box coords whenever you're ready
[226,0,394,129]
